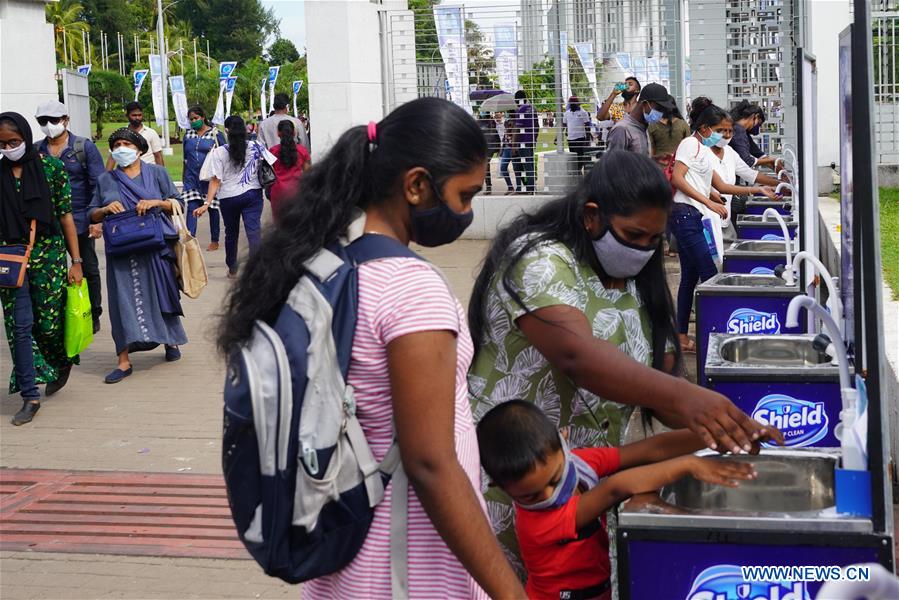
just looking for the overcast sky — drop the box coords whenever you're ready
[262,0,307,53]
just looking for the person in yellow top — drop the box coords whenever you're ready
[596,77,641,122]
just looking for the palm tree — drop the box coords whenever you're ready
[45,0,90,67]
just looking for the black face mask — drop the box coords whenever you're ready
[129,118,142,128]
[409,178,474,248]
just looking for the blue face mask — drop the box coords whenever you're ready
[111,146,139,167]
[701,131,724,147]
[518,439,580,511]
[645,107,664,124]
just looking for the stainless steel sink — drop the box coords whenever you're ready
[719,336,830,367]
[715,274,789,287]
[662,451,835,513]
[729,240,795,253]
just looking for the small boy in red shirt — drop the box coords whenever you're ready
[477,401,760,600]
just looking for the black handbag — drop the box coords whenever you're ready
[258,159,276,190]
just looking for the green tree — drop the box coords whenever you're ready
[176,0,279,63]
[88,70,132,139]
[267,38,300,66]
[409,0,440,63]
[465,20,496,90]
[518,58,556,111]
[46,0,90,67]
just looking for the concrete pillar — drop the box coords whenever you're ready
[0,0,59,135]
[305,0,407,158]
[808,0,851,173]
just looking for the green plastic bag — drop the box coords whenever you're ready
[64,280,93,358]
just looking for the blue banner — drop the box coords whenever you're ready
[133,69,149,101]
[77,64,92,76]
[219,61,237,80]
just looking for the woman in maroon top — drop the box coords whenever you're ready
[268,120,310,220]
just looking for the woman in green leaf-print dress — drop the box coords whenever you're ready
[467,151,774,584]
[1,112,83,426]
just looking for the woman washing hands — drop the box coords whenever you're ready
[669,99,776,353]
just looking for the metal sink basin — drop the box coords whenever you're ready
[662,451,835,513]
[729,240,795,253]
[715,274,789,287]
[719,336,830,367]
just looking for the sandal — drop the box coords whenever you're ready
[680,337,697,353]
[11,400,40,426]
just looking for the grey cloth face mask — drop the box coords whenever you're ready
[592,226,657,279]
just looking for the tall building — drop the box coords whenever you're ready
[689,0,802,153]
[520,0,550,69]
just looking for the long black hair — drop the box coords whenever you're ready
[468,150,681,374]
[218,97,486,353]
[730,99,766,125]
[277,120,298,169]
[689,97,730,133]
[224,115,247,168]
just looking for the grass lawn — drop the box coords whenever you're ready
[879,187,899,297]
[828,186,899,297]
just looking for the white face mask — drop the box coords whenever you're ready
[593,226,657,278]
[715,135,732,148]
[0,143,27,162]
[40,122,66,139]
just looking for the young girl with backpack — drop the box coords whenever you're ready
[218,98,524,599]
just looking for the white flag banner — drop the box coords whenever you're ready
[225,76,238,116]
[560,31,571,102]
[213,61,237,126]
[260,76,267,119]
[268,66,280,114]
[169,75,190,130]
[573,42,599,105]
[433,7,470,112]
[493,24,518,93]
[148,54,165,128]
[133,69,149,101]
[292,80,303,118]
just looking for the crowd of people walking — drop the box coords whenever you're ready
[1,98,310,425]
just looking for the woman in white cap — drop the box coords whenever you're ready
[35,100,106,334]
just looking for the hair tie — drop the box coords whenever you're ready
[367,121,378,152]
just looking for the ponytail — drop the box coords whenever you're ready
[224,115,247,168]
[218,97,487,353]
[277,120,299,169]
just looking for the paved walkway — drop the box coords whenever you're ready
[0,234,489,600]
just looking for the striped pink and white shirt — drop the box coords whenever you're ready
[303,258,488,600]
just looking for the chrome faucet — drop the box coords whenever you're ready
[786,295,862,469]
[764,209,794,285]
[786,251,844,338]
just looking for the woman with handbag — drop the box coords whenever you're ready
[0,111,83,425]
[88,128,187,384]
[192,115,275,279]
[182,106,225,251]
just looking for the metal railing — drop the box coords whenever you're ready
[873,1,899,163]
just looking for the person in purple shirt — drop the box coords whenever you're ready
[512,90,538,193]
[35,100,106,333]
